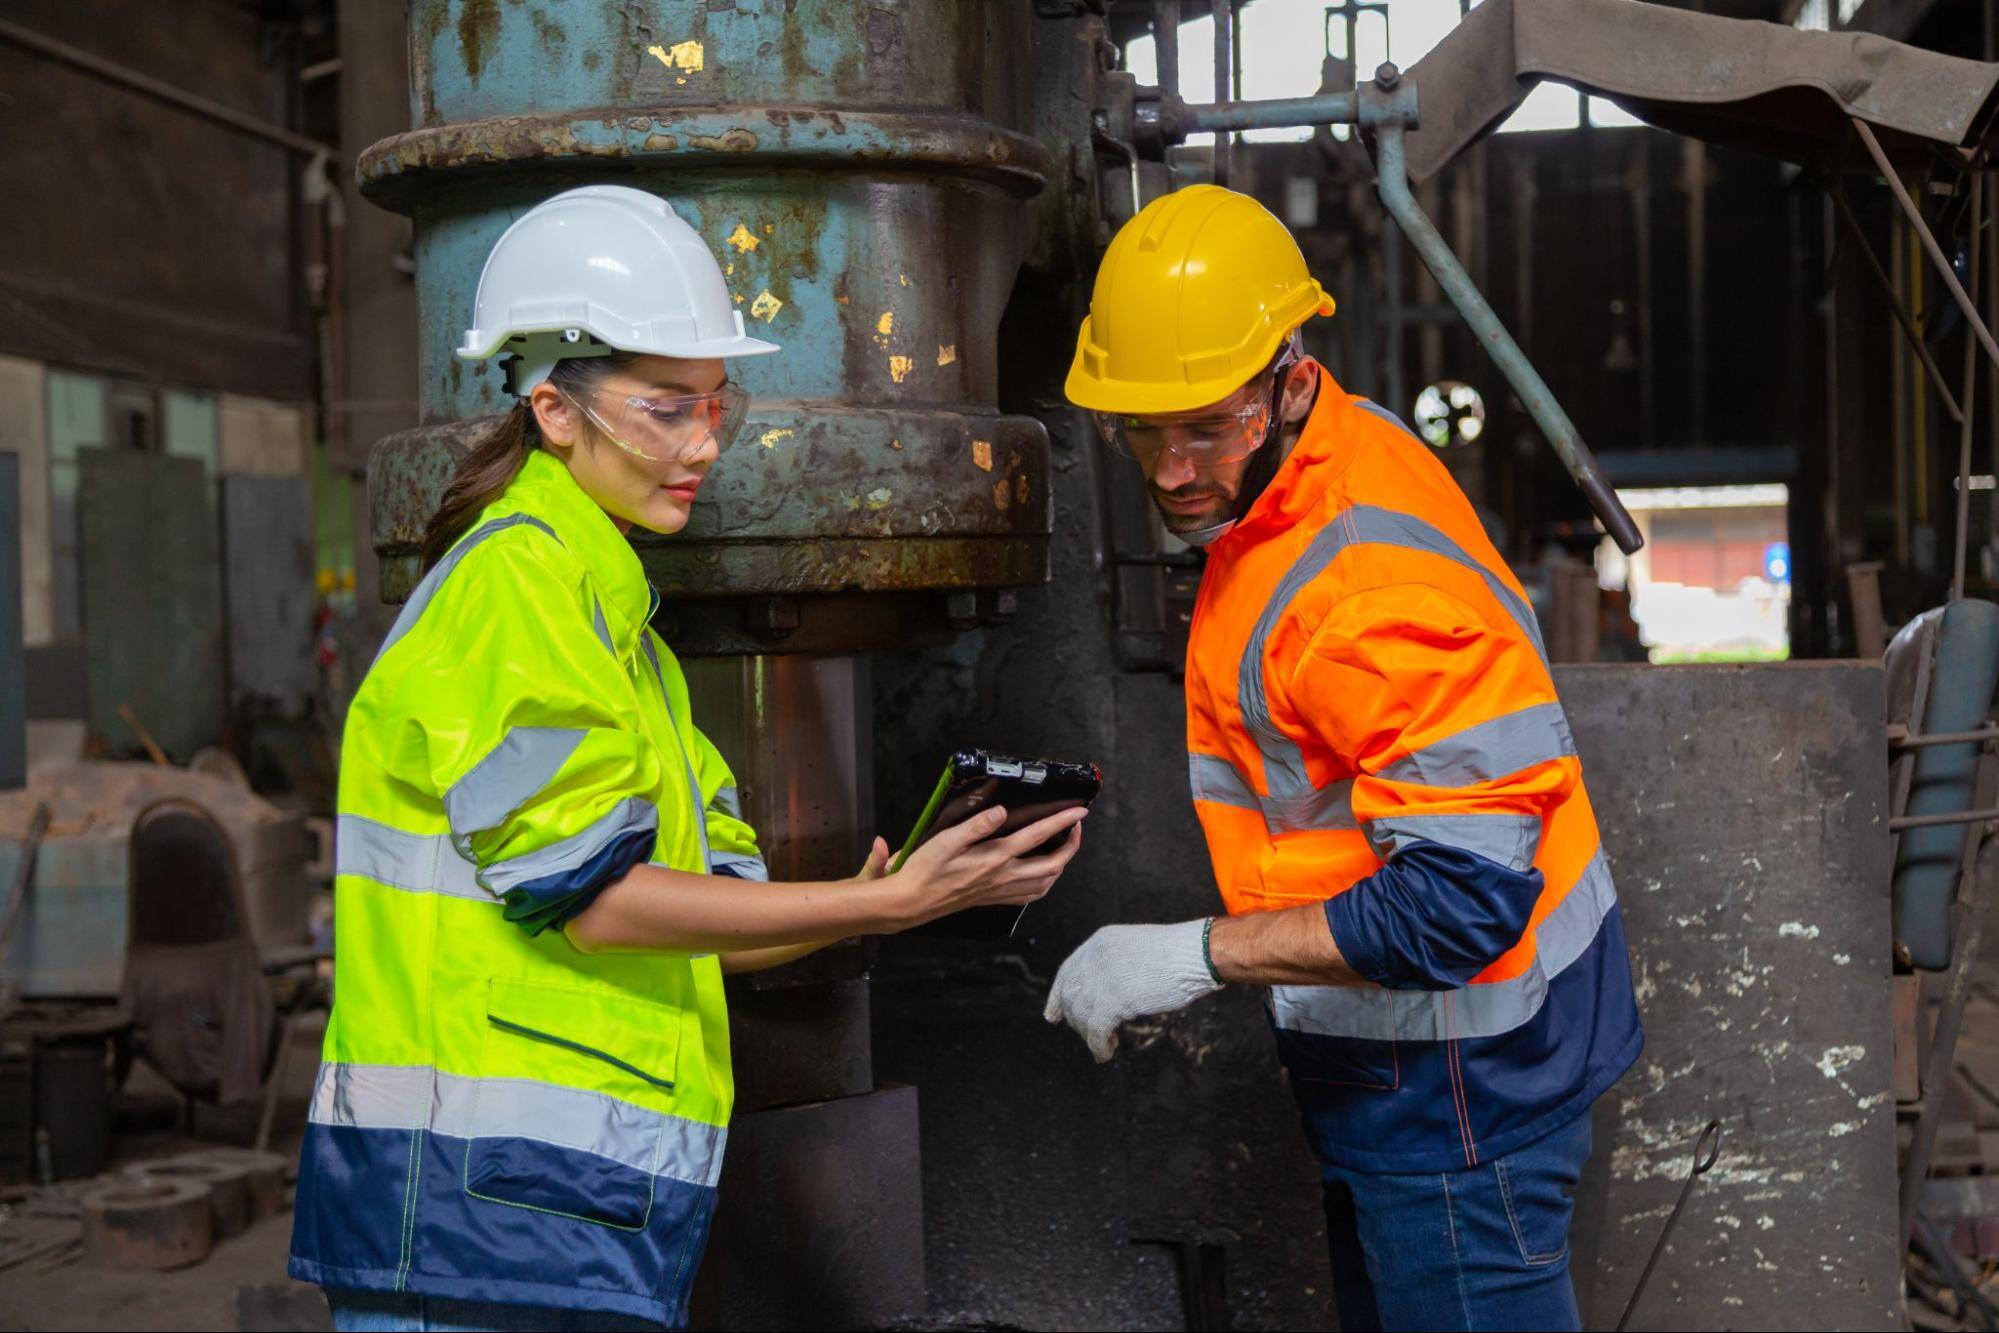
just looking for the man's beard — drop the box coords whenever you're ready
[1152,482,1235,532]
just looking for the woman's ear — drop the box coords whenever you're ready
[529,382,577,450]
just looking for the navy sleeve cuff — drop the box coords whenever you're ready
[1321,840,1544,991]
[501,827,657,937]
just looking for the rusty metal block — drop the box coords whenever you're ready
[80,1177,213,1270]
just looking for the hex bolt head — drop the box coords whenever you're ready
[1374,62,1401,90]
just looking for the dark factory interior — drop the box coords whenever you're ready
[5,2,1999,1330]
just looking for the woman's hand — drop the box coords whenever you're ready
[890,806,1087,927]
[852,836,891,882]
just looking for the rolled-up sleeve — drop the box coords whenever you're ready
[1290,583,1574,988]
[395,536,674,936]
[691,727,767,882]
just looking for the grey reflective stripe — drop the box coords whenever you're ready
[1378,702,1575,789]
[1355,399,1419,437]
[308,1061,727,1188]
[1263,779,1358,834]
[1189,752,1356,833]
[1270,847,1617,1042]
[1188,753,1260,812]
[1238,503,1549,803]
[709,852,769,882]
[480,797,659,895]
[336,814,492,902]
[591,597,616,658]
[374,515,561,664]
[710,786,743,820]
[444,728,588,840]
[642,636,712,867]
[1363,812,1542,871]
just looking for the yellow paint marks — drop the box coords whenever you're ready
[971,439,994,472]
[937,343,958,367]
[898,272,911,287]
[1016,474,1030,505]
[763,222,774,234]
[889,437,904,450]
[876,311,895,337]
[865,487,893,510]
[733,293,744,304]
[888,355,914,383]
[647,41,704,73]
[749,289,784,322]
[724,262,735,277]
[758,428,796,449]
[726,223,761,253]
[993,478,1012,511]
[676,76,687,85]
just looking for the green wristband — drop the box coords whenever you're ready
[1201,916,1223,985]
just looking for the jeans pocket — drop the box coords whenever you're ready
[1494,1157,1570,1267]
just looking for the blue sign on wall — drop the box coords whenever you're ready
[1764,542,1791,584]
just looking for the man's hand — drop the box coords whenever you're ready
[1043,920,1222,1062]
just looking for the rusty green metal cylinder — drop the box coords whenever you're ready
[360,1,1053,631]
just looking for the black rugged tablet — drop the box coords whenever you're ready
[892,748,1102,939]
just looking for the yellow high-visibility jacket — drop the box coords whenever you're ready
[289,447,762,1325]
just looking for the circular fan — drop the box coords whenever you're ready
[1413,381,1486,451]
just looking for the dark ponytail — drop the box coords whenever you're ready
[418,401,537,570]
[416,351,643,570]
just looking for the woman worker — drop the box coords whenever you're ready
[289,185,1086,1332]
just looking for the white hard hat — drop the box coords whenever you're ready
[458,184,779,395]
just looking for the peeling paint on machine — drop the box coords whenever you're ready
[362,1,1053,643]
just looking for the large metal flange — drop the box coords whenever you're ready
[358,107,1053,211]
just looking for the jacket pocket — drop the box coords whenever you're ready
[462,977,683,1229]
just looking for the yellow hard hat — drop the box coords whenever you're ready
[1066,185,1335,416]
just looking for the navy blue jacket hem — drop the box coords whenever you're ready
[287,1257,678,1326]
[1295,1019,1644,1175]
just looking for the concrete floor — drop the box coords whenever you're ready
[0,1017,326,1333]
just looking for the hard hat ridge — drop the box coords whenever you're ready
[459,184,779,396]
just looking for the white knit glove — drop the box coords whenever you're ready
[1044,920,1223,1062]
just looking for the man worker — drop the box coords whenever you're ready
[1044,185,1642,1332]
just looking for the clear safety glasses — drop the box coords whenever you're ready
[1092,394,1275,470]
[566,383,751,463]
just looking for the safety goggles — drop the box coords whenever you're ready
[1092,394,1275,469]
[565,383,750,463]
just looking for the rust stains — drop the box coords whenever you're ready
[456,0,502,83]
[971,439,993,472]
[993,478,1012,511]
[642,133,679,151]
[690,128,759,152]
[937,344,957,367]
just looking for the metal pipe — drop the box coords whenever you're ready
[1891,807,1999,831]
[1183,91,1362,132]
[1853,116,1999,380]
[1827,183,1965,423]
[1211,0,1231,188]
[1685,140,1708,445]
[1374,122,1644,554]
[1892,726,1999,749]
[1958,176,1983,601]
[0,17,334,158]
[1153,0,1179,98]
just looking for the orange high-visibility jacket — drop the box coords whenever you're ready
[1185,364,1642,1172]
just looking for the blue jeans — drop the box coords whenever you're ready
[1316,1112,1591,1332]
[325,1289,670,1332]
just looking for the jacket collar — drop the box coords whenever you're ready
[1208,361,1359,556]
[493,448,656,660]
